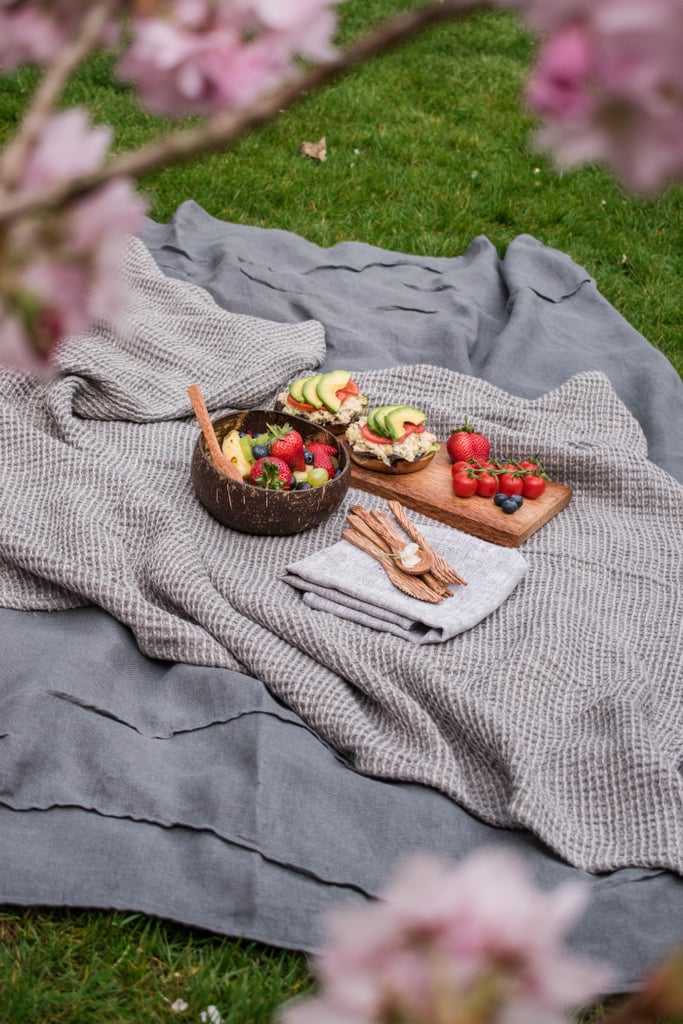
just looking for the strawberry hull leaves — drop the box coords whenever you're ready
[248,456,293,490]
[267,422,306,472]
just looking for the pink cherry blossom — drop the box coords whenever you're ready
[21,108,112,191]
[118,18,285,116]
[118,0,341,117]
[501,0,683,193]
[0,110,145,373]
[0,7,63,70]
[279,849,613,1024]
[63,178,148,319]
[243,0,342,61]
[0,311,55,377]
[526,24,594,120]
[0,1,118,70]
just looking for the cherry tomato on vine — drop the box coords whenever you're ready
[522,474,547,499]
[475,472,498,498]
[452,470,477,498]
[497,471,524,497]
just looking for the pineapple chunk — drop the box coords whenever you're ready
[221,429,253,478]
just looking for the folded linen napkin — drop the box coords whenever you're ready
[283,523,528,644]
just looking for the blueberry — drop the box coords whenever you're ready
[252,443,270,459]
[501,498,518,514]
[510,494,524,508]
[297,481,313,490]
[303,449,314,465]
[494,492,508,506]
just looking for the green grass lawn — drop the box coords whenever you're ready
[1,3,682,1022]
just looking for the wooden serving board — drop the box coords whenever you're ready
[348,444,572,547]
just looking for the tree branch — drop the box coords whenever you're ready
[0,0,491,226]
[0,0,119,192]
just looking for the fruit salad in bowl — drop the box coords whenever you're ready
[190,410,350,535]
[345,404,440,475]
[274,370,368,434]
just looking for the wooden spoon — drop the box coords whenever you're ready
[342,527,443,604]
[388,500,467,586]
[187,384,243,482]
[346,510,433,575]
[359,506,436,576]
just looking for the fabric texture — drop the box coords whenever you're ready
[283,524,528,643]
[142,201,683,485]
[1,233,682,877]
[2,204,683,991]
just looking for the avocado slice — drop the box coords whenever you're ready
[384,405,427,441]
[301,373,324,408]
[370,405,402,436]
[316,369,352,413]
[288,376,310,403]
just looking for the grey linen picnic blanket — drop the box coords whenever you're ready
[1,235,682,878]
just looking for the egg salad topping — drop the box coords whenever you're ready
[346,418,440,466]
[276,391,367,424]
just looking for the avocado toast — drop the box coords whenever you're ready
[345,404,440,474]
[275,370,368,434]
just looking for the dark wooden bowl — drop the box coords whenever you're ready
[191,409,351,535]
[348,448,437,475]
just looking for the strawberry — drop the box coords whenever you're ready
[308,441,337,457]
[307,441,336,476]
[267,422,306,471]
[446,417,490,463]
[248,456,293,490]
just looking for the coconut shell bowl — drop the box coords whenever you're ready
[190,409,351,536]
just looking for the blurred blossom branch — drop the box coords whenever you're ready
[0,0,494,373]
[0,1,117,191]
[277,849,683,1024]
[0,0,488,228]
[1,0,683,373]
[278,849,613,1024]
